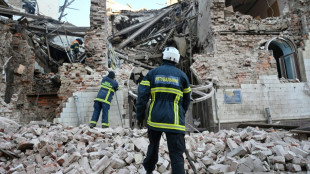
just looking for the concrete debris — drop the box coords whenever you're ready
[0,118,309,173]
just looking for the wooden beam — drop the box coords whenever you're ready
[28,25,87,37]
[117,7,174,49]
[0,6,54,20]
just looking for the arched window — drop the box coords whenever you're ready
[265,37,300,80]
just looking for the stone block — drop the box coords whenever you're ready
[227,146,247,157]
[89,152,102,160]
[273,145,287,157]
[118,168,130,174]
[236,155,266,173]
[92,156,110,172]
[208,164,230,174]
[134,153,144,164]
[291,146,309,158]
[285,151,296,161]
[214,141,226,152]
[286,163,302,172]
[227,138,238,151]
[272,156,286,164]
[252,150,272,161]
[274,163,285,171]
[239,129,249,139]
[57,153,69,166]
[157,160,169,173]
[79,157,91,172]
[39,162,59,173]
[111,158,126,169]
[125,154,134,164]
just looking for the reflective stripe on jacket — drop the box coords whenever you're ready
[136,61,191,134]
[70,40,80,52]
[94,76,119,105]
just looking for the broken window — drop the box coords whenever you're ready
[266,37,301,80]
[225,0,287,19]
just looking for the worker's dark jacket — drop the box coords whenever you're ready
[70,40,80,53]
[94,76,119,105]
[136,61,191,134]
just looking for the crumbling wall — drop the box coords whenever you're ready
[190,0,310,127]
[84,0,108,69]
[0,19,63,123]
[0,22,36,122]
[197,0,214,53]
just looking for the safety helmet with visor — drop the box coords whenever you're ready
[162,47,180,64]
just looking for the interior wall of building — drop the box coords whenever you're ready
[191,0,310,128]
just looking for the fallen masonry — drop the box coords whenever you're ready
[0,117,310,173]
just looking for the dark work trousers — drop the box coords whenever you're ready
[71,51,78,62]
[143,129,185,174]
[90,101,110,126]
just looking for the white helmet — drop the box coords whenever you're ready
[162,47,180,64]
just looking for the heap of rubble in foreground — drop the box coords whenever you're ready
[0,117,309,174]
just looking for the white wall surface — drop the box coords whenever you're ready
[214,75,310,123]
[54,87,126,127]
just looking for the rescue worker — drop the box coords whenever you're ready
[70,38,83,62]
[89,71,119,128]
[136,47,191,174]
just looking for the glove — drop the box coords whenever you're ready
[137,119,144,129]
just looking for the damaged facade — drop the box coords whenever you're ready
[0,0,310,173]
[0,0,310,131]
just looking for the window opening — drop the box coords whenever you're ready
[266,38,300,80]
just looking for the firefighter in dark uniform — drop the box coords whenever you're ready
[136,47,191,174]
[70,38,83,62]
[89,71,119,128]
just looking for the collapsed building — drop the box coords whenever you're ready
[0,0,310,173]
[1,0,310,131]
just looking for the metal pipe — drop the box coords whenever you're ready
[45,25,52,60]
[74,95,82,125]
[117,7,174,49]
[213,88,220,132]
[2,56,12,82]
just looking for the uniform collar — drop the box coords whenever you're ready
[162,61,176,66]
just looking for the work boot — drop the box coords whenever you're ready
[89,123,96,128]
[102,125,109,128]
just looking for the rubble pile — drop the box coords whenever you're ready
[0,117,309,174]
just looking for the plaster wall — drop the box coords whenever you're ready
[191,0,310,126]
[54,88,126,127]
[300,34,310,81]
[213,75,310,124]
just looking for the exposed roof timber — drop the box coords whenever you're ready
[0,0,8,7]
[133,14,197,46]
[28,25,87,37]
[0,6,55,21]
[115,51,155,69]
[110,16,155,38]
[117,7,174,49]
